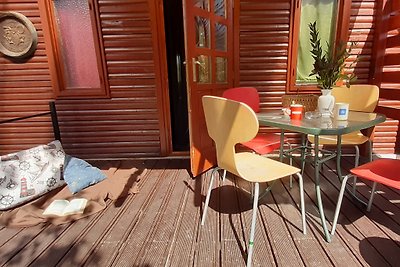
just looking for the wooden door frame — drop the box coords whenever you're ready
[150,0,174,156]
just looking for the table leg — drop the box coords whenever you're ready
[314,136,332,242]
[300,134,306,175]
[279,130,284,162]
[336,135,343,180]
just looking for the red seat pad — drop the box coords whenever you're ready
[222,87,260,113]
[241,133,285,155]
[350,159,400,190]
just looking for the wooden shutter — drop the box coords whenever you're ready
[371,0,400,153]
[236,0,292,111]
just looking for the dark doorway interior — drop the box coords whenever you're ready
[163,0,189,151]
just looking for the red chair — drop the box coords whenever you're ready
[331,158,400,235]
[222,87,293,185]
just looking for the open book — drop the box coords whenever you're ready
[43,198,88,216]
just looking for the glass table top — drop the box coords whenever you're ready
[257,111,386,135]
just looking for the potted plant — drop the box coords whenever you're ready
[308,21,357,116]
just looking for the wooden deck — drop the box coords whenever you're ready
[0,156,399,267]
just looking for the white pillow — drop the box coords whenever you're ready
[0,140,66,210]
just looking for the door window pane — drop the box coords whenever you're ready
[53,0,101,89]
[194,55,211,83]
[216,57,227,83]
[194,0,209,11]
[215,23,227,51]
[214,0,226,17]
[195,17,210,48]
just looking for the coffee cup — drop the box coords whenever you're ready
[333,102,349,121]
[290,104,304,120]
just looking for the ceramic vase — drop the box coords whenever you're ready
[318,89,335,117]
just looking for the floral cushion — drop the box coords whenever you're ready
[0,140,66,210]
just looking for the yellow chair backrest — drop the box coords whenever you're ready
[332,84,379,112]
[202,96,259,177]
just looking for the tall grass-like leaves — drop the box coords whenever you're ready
[309,21,357,89]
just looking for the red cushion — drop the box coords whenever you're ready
[223,87,286,155]
[222,87,260,113]
[350,159,400,189]
[241,133,285,155]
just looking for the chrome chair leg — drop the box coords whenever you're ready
[352,145,360,195]
[331,174,351,235]
[222,169,227,182]
[295,172,307,234]
[286,142,293,188]
[367,182,378,212]
[201,168,218,225]
[246,182,259,267]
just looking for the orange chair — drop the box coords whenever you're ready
[331,158,400,235]
[223,87,293,185]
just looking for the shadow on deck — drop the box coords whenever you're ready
[0,156,399,267]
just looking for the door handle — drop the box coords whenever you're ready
[192,58,202,82]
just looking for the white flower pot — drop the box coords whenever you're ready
[318,89,335,117]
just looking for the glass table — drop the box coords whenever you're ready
[257,111,386,242]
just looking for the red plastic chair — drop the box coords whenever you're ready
[222,87,293,185]
[331,158,400,235]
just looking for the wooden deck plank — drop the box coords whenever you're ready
[0,158,398,267]
[322,158,400,267]
[195,169,221,267]
[138,160,192,266]
[6,224,69,266]
[307,157,393,267]
[279,167,336,267]
[79,159,158,267]
[300,159,389,267]
[110,159,182,266]
[300,168,366,267]
[235,178,276,267]
[257,179,306,267]
[220,176,250,267]
[167,170,202,267]
[0,224,48,266]
[29,213,105,266]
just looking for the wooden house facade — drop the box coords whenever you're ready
[0,0,399,175]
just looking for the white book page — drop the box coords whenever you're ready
[43,200,70,216]
[62,198,88,215]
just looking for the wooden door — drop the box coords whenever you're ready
[183,0,234,177]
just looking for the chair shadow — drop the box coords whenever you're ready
[359,237,400,266]
[185,176,306,264]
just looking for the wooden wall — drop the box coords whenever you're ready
[0,0,167,159]
[373,0,400,153]
[0,0,397,159]
[0,1,56,152]
[237,0,398,154]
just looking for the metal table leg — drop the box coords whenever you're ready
[314,135,332,242]
[279,129,284,162]
[300,134,306,175]
[336,135,343,180]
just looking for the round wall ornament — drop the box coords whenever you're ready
[0,11,38,58]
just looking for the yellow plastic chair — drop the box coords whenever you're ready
[307,85,379,190]
[308,85,379,158]
[201,95,306,267]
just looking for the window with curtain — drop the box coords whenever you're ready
[40,0,108,98]
[296,0,338,84]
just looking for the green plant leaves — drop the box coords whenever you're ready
[308,21,357,89]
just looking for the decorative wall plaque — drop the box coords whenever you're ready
[0,12,38,58]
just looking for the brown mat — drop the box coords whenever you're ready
[0,161,146,228]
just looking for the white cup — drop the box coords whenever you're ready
[334,102,349,121]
